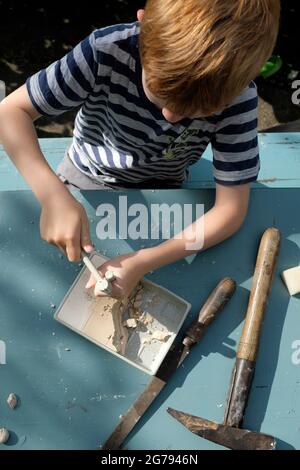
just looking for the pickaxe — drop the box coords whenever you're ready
[168,227,281,450]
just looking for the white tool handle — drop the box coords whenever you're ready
[81,250,113,295]
[81,251,103,283]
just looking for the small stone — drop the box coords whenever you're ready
[50,304,56,309]
[126,319,138,329]
[152,331,171,342]
[140,313,154,326]
[0,428,9,444]
[7,393,18,410]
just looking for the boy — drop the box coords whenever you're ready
[0,1,280,298]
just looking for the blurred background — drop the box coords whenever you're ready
[0,0,299,136]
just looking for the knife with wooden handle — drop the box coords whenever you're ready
[102,277,236,450]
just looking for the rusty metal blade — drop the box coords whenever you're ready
[102,344,185,450]
[167,408,276,451]
[102,376,165,450]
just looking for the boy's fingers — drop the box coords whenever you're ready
[94,282,119,299]
[94,284,108,297]
[66,235,81,262]
[57,244,67,257]
[85,273,97,289]
[81,214,93,253]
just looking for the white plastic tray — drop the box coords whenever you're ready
[55,253,191,375]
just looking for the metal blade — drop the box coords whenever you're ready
[102,344,185,450]
[102,376,165,450]
[167,408,276,451]
[177,345,191,367]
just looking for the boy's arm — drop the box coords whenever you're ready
[0,84,62,201]
[0,32,100,261]
[138,182,250,267]
[88,84,258,298]
[0,85,93,261]
[88,183,250,298]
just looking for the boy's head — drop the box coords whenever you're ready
[139,0,280,119]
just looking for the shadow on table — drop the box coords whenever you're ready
[80,185,299,450]
[0,167,299,449]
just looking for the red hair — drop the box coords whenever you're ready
[140,0,281,115]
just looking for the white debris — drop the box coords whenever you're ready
[0,428,9,444]
[125,319,138,329]
[152,331,171,342]
[7,393,18,410]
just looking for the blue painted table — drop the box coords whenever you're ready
[0,134,300,450]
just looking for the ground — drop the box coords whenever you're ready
[0,0,300,136]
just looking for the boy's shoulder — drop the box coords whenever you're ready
[229,81,258,109]
[91,22,140,52]
[211,81,258,127]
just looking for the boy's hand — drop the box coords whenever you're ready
[85,251,148,300]
[40,192,93,262]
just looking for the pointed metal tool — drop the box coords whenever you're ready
[167,228,281,451]
[102,277,236,449]
[167,409,276,451]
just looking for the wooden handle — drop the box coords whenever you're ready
[237,228,281,362]
[198,277,236,326]
[183,278,236,347]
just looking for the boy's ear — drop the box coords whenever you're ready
[137,9,145,22]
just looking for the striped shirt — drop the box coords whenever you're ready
[26,22,260,187]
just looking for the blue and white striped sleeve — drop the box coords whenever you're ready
[26,32,98,116]
[211,82,260,186]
